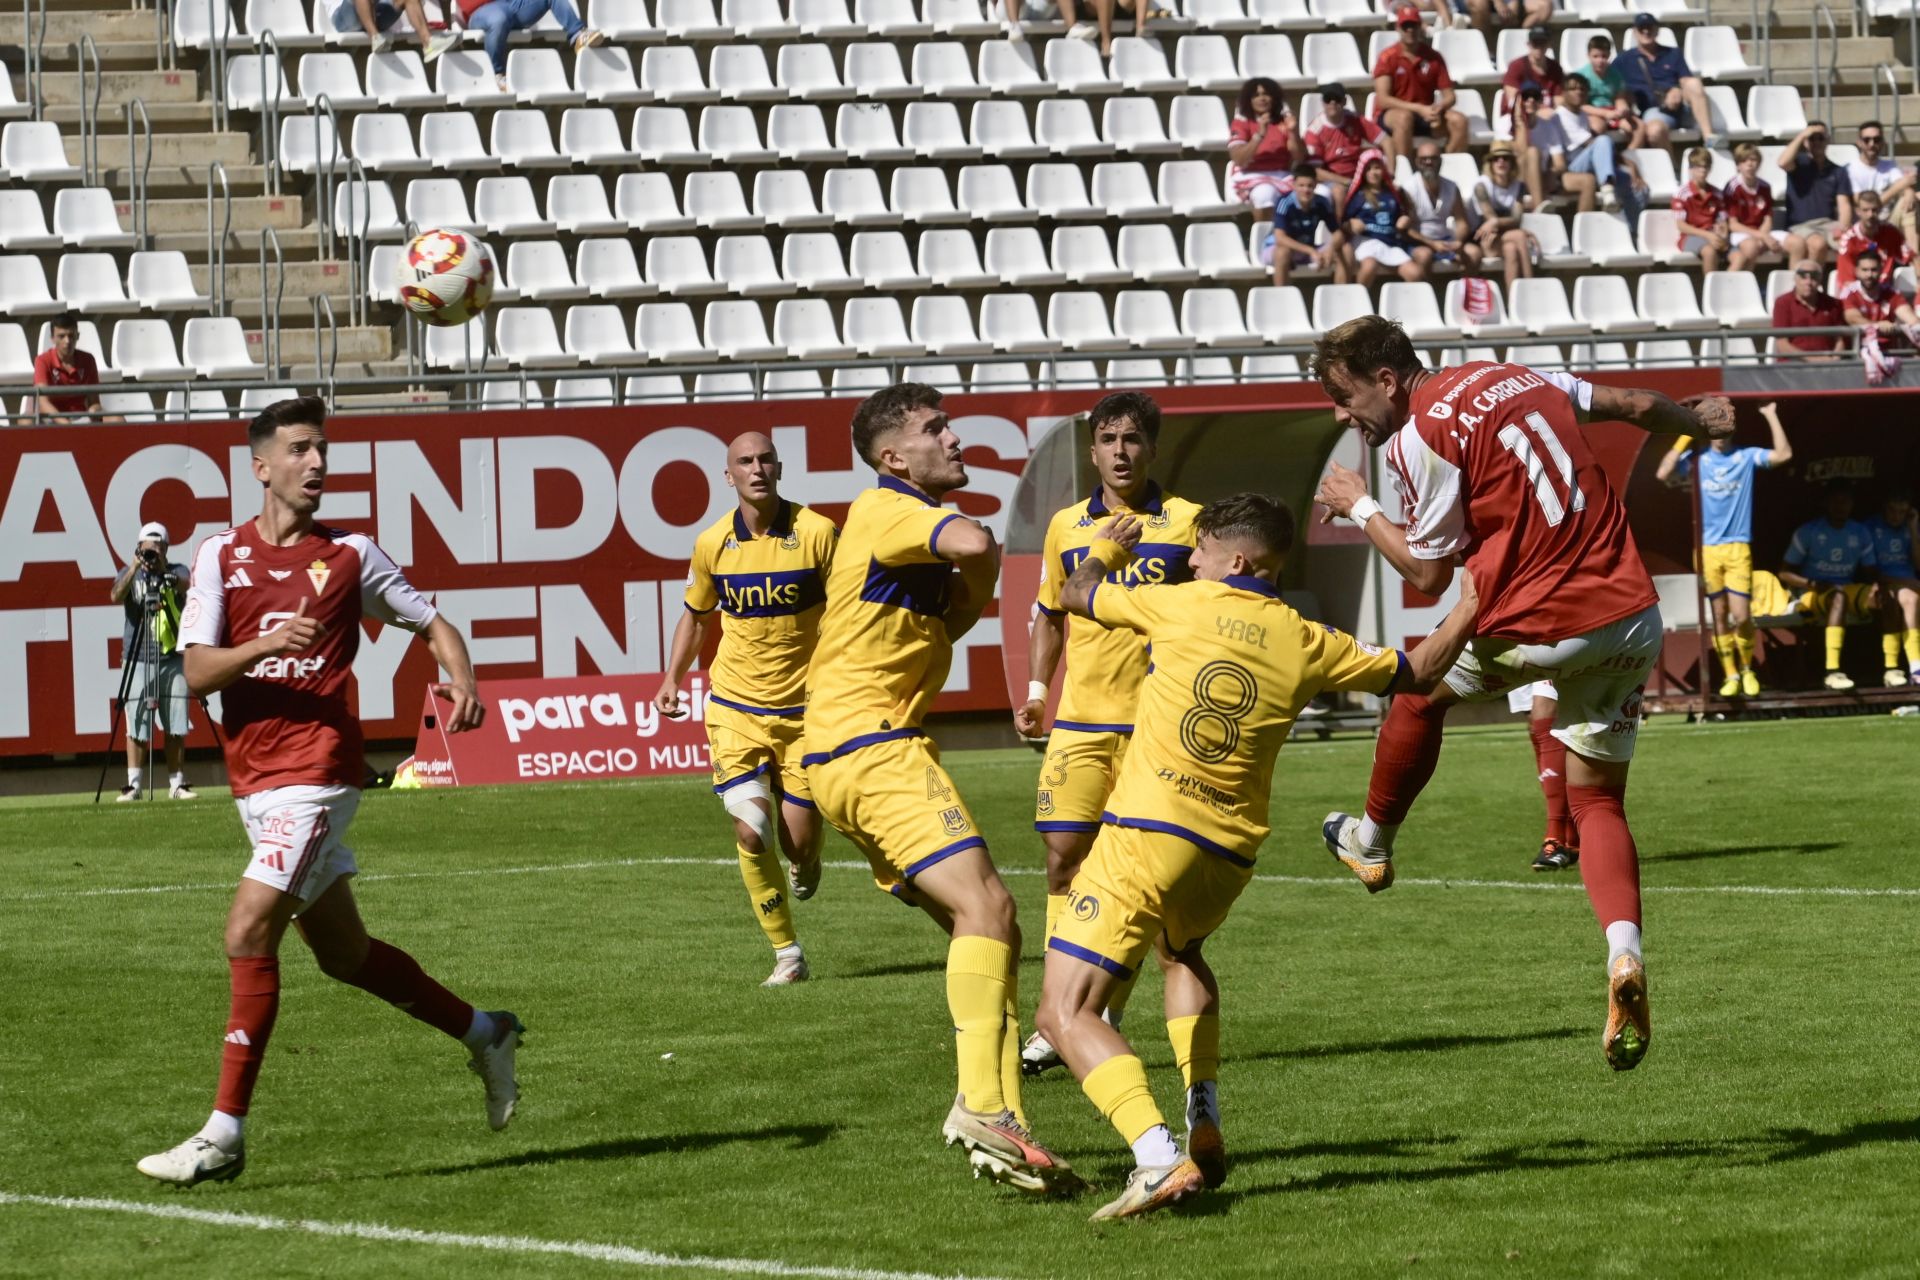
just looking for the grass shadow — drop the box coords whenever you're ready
[836,958,950,980]
[1240,1025,1581,1064]
[411,1124,839,1178]
[1645,840,1846,864]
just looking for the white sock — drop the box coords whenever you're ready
[198,1110,244,1152]
[1130,1123,1181,1168]
[126,767,141,788]
[461,1008,497,1052]
[1355,815,1397,856]
[1100,1005,1124,1031]
[169,772,185,789]
[775,942,804,961]
[1186,1080,1219,1130]
[1605,920,1643,967]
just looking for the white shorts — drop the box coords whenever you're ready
[1505,679,1559,715]
[1730,229,1786,249]
[1677,231,1719,255]
[235,784,361,910]
[1444,604,1661,763]
[1354,239,1412,266]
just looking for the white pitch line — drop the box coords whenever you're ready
[3,855,1917,905]
[0,1191,1013,1280]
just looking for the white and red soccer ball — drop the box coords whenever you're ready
[397,228,495,326]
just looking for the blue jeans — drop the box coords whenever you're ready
[331,0,400,32]
[469,0,585,73]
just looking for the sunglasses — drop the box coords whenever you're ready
[1861,134,1884,144]
[1795,270,1821,278]
[1398,20,1421,28]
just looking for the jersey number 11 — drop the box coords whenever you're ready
[1498,410,1588,526]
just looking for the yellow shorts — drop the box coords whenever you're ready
[805,731,981,899]
[1699,542,1754,598]
[1047,824,1254,979]
[1798,583,1878,623]
[1035,727,1129,834]
[706,698,811,809]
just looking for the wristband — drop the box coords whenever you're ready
[1671,434,1693,452]
[1026,680,1049,704]
[1088,537,1131,567]
[1348,495,1384,526]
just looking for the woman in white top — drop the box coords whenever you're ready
[1472,140,1539,289]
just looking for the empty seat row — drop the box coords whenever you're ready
[0,317,260,382]
[0,251,211,314]
[0,187,136,249]
[331,163,1248,241]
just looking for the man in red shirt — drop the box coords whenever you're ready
[1498,26,1565,138]
[1308,316,1722,1075]
[1839,244,1920,342]
[137,396,516,1187]
[33,312,119,423]
[1772,258,1847,359]
[1373,7,1468,157]
[1303,82,1392,213]
[1834,187,1914,288]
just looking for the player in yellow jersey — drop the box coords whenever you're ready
[1033,494,1480,1220]
[804,383,1081,1196]
[1014,392,1201,1076]
[655,432,837,987]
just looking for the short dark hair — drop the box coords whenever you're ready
[1237,76,1284,120]
[1311,315,1422,396]
[1855,245,1883,266]
[249,395,327,452]
[1291,162,1317,181]
[1886,485,1913,505]
[1196,493,1295,560]
[851,382,942,468]
[1825,478,1854,495]
[50,310,80,334]
[1088,391,1161,444]
[1860,119,1885,135]
[1588,34,1612,53]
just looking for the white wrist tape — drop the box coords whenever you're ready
[1349,495,1384,526]
[1027,680,1049,704]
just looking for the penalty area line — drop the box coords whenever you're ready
[5,856,1917,905]
[0,1191,1014,1280]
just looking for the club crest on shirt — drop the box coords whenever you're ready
[781,532,800,550]
[939,806,969,836]
[234,545,252,559]
[1036,790,1055,816]
[1147,511,1170,528]
[306,559,331,595]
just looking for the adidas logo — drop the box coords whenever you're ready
[224,1029,251,1046]
[1539,768,1560,781]
[224,567,254,589]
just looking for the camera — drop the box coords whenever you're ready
[138,546,161,567]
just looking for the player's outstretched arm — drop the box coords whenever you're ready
[1060,515,1143,618]
[653,608,712,719]
[935,515,1002,641]
[183,597,326,697]
[1653,435,1692,488]
[1392,569,1480,695]
[1587,384,1731,440]
[1759,401,1793,465]
[423,614,485,732]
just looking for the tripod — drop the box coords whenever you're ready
[93,566,221,803]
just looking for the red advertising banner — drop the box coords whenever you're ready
[406,672,714,787]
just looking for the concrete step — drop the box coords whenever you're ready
[46,101,222,132]
[334,386,452,409]
[254,325,395,365]
[1763,36,1899,65]
[143,192,305,234]
[101,163,274,199]
[38,68,200,106]
[155,226,323,260]
[30,10,156,45]
[75,131,253,170]
[197,259,359,299]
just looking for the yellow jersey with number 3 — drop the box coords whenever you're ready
[1036,481,1201,731]
[1087,575,1407,864]
[803,476,965,763]
[684,499,839,714]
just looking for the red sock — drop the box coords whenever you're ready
[1365,692,1449,825]
[343,938,475,1041]
[1529,718,1572,845]
[1567,783,1640,930]
[215,956,280,1117]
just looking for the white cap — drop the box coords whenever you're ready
[138,521,169,545]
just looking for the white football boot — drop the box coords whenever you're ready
[468,1010,524,1130]
[136,1136,245,1186]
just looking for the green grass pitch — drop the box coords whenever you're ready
[1,716,1916,1279]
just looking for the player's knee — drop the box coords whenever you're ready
[724,781,774,851]
[313,943,363,982]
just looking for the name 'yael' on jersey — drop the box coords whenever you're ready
[1035,482,1201,730]
[684,499,839,714]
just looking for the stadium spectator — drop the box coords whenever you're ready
[1843,122,1912,225]
[1838,246,1919,346]
[1616,11,1718,150]
[1672,146,1731,273]
[1304,84,1391,214]
[1055,0,1117,57]
[329,0,457,59]
[1771,259,1847,360]
[1868,488,1920,686]
[1780,479,1880,691]
[1402,138,1478,270]
[1835,188,1914,288]
[1467,0,1551,35]
[1343,149,1429,286]
[1573,34,1642,147]
[1529,75,1643,215]
[1778,122,1853,266]
[1228,77,1304,210]
[1267,164,1345,285]
[34,312,119,424]
[110,521,195,801]
[1724,142,1798,271]
[1497,27,1563,139]
[460,0,603,89]
[1373,7,1469,156]
[1472,141,1536,288]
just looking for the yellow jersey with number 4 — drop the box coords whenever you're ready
[1087,576,1406,864]
[1036,481,1201,731]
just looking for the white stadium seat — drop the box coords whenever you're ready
[575,237,657,298]
[1057,226,1134,285]
[506,240,591,302]
[1573,275,1655,334]
[1508,279,1590,338]
[182,316,261,377]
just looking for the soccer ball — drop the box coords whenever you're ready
[396,228,495,327]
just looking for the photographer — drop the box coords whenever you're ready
[110,521,195,800]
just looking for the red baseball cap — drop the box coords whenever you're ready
[1393,4,1421,23]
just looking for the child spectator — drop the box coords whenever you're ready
[1343,149,1429,286]
[1723,141,1799,271]
[1573,34,1640,145]
[1267,164,1344,285]
[34,312,120,423]
[1497,27,1563,140]
[1672,146,1731,272]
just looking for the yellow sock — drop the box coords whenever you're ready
[1734,627,1756,671]
[738,844,794,950]
[1166,1013,1220,1090]
[1082,1054,1167,1146]
[1905,629,1920,667]
[1825,626,1845,670]
[1713,633,1739,679]
[1106,964,1142,1018]
[947,936,1011,1114]
[1044,893,1067,941]
[1885,632,1903,669]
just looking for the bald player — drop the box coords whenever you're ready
[656,433,839,986]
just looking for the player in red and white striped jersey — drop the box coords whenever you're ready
[136,397,518,1188]
[1308,316,1723,1073]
